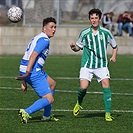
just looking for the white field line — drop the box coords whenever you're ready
[0,86,133,96]
[55,77,133,81]
[0,108,132,113]
[1,77,132,113]
[55,90,133,96]
[1,76,132,96]
[0,76,133,81]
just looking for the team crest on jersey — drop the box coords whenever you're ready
[99,35,103,40]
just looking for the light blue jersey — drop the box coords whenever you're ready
[19,32,51,97]
[20,32,50,73]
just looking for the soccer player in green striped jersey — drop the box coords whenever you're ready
[70,8,118,121]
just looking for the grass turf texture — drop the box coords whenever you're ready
[0,55,132,133]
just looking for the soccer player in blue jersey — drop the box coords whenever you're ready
[70,9,118,121]
[16,17,59,124]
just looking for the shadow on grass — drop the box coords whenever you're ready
[76,112,122,119]
[23,113,122,123]
[29,114,64,123]
[79,112,105,118]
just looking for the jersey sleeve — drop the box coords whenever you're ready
[34,37,49,54]
[108,32,117,49]
[76,31,85,50]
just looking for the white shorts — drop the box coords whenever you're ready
[79,67,110,83]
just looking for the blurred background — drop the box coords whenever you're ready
[0,0,133,55]
[0,0,133,26]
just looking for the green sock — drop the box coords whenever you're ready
[103,88,112,113]
[78,87,86,105]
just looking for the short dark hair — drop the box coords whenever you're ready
[43,17,56,27]
[88,8,102,19]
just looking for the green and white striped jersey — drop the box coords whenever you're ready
[76,26,117,68]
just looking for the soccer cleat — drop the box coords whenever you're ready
[105,112,114,122]
[41,115,59,122]
[18,109,32,124]
[73,101,83,116]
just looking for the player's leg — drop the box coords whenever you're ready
[101,78,111,112]
[78,79,89,105]
[18,71,54,123]
[43,76,56,118]
[41,75,59,121]
[25,72,54,114]
[25,93,53,114]
[73,79,89,116]
[95,68,113,121]
[78,68,92,105]
[41,92,59,121]
[73,68,92,116]
[19,92,53,124]
[101,78,113,121]
[47,75,56,96]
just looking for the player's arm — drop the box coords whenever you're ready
[70,42,80,52]
[108,34,118,62]
[16,51,38,80]
[16,37,48,81]
[21,80,27,93]
[70,39,84,52]
[26,51,38,72]
[70,29,85,52]
[16,52,38,92]
[110,46,118,62]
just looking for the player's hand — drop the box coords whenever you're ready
[21,80,27,93]
[70,42,76,50]
[110,57,116,62]
[15,71,30,80]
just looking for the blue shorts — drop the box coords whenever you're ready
[20,70,51,97]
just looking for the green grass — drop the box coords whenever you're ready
[0,55,133,133]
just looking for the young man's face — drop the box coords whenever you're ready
[89,13,100,28]
[43,22,56,38]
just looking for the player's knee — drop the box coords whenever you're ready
[80,83,88,90]
[80,79,89,90]
[42,93,54,104]
[101,79,110,88]
[102,82,110,88]
[51,81,56,90]
[80,85,88,90]
[48,97,54,104]
[53,81,56,88]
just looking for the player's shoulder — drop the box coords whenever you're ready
[99,26,114,39]
[99,26,111,34]
[35,32,49,42]
[81,26,91,33]
[80,26,91,36]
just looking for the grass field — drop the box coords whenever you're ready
[0,55,132,133]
